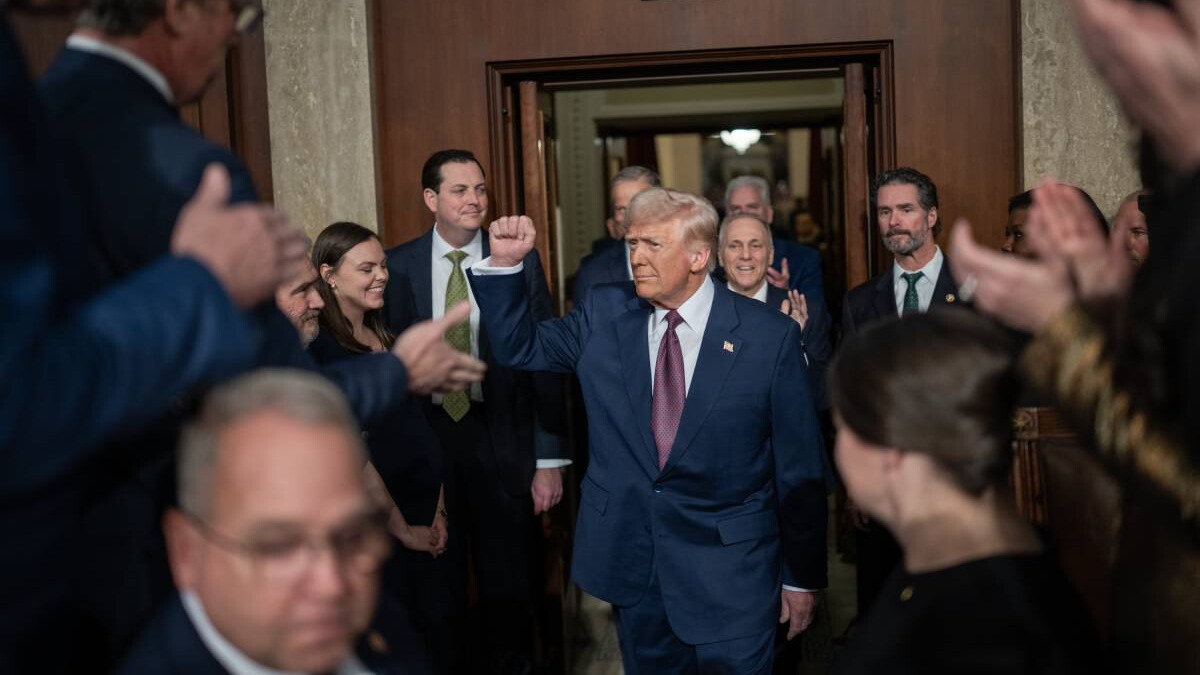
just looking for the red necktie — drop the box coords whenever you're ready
[652,310,686,470]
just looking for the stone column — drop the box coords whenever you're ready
[261,0,380,240]
[1021,0,1140,216]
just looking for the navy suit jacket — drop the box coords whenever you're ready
[384,229,568,494]
[468,273,828,644]
[115,593,430,675]
[842,256,961,336]
[0,20,271,673]
[36,46,409,664]
[573,238,628,306]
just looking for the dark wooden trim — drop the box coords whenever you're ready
[518,80,553,281]
[484,41,895,226]
[842,63,870,290]
[225,28,274,204]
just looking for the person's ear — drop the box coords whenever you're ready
[319,263,335,285]
[423,188,439,214]
[164,509,201,590]
[927,207,939,231]
[689,245,712,273]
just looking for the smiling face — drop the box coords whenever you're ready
[425,160,488,242]
[275,259,325,347]
[876,183,937,258]
[719,216,773,296]
[322,238,387,318]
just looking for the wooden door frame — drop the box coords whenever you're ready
[484,41,896,291]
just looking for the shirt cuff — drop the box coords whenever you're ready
[782,585,815,593]
[473,257,524,274]
[536,459,572,469]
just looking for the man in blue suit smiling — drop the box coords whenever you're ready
[469,189,828,673]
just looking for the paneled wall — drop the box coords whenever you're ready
[371,0,1023,248]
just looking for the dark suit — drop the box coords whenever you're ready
[384,229,567,672]
[0,20,274,673]
[468,273,828,670]
[115,593,431,675]
[37,47,410,665]
[841,253,959,616]
[765,283,833,412]
[573,237,628,306]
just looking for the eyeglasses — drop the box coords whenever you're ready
[183,509,392,583]
[229,0,263,34]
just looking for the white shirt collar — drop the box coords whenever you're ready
[725,280,769,304]
[432,224,483,263]
[654,274,716,332]
[892,245,944,285]
[180,591,370,675]
[66,34,176,104]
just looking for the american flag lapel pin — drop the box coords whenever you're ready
[723,341,734,353]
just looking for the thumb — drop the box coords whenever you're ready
[190,163,232,210]
[438,301,472,331]
[781,257,789,276]
[779,597,790,623]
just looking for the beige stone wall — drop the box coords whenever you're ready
[261,0,379,240]
[1021,0,1140,216]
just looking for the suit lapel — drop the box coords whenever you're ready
[662,285,742,476]
[872,270,896,320]
[931,259,960,307]
[616,297,660,479]
[411,230,435,321]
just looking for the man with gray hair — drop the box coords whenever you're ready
[118,369,429,674]
[724,175,827,301]
[469,189,829,672]
[573,165,661,305]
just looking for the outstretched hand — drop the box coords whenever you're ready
[392,301,487,395]
[779,289,808,331]
[766,257,791,290]
[949,219,1075,333]
[488,216,537,268]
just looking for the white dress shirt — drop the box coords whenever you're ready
[430,226,484,403]
[180,591,371,675]
[65,34,175,104]
[891,246,944,315]
[727,280,770,304]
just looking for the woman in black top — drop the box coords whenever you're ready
[829,310,1102,674]
[308,221,446,556]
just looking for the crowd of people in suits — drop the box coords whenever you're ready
[3,0,1200,673]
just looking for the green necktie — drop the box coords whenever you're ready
[442,250,471,421]
[901,271,923,316]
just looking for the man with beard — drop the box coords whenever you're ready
[840,167,960,619]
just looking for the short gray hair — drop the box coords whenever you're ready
[718,214,774,254]
[627,188,719,272]
[724,175,770,209]
[177,369,365,518]
[78,0,167,36]
[610,165,661,193]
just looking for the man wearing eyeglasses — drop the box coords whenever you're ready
[36,0,487,666]
[118,369,428,674]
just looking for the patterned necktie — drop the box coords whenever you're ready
[901,271,924,316]
[651,310,686,470]
[442,250,471,421]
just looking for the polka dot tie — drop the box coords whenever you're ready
[652,310,686,470]
[901,271,923,316]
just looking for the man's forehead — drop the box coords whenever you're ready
[725,217,770,241]
[439,161,485,186]
[728,185,763,204]
[627,218,678,238]
[613,179,653,202]
[877,183,920,205]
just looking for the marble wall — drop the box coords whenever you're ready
[1021,0,1141,216]
[261,0,380,240]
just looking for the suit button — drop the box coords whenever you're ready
[653,484,663,494]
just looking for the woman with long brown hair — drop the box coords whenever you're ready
[307,221,447,555]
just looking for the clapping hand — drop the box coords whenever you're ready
[766,257,791,290]
[488,216,537,268]
[779,289,808,331]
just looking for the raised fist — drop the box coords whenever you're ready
[487,215,536,268]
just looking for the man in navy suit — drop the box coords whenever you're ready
[0,2,317,669]
[573,165,660,306]
[383,149,569,673]
[470,189,828,673]
[724,176,827,299]
[36,2,483,664]
[117,370,430,675]
[841,167,959,617]
[717,212,832,411]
